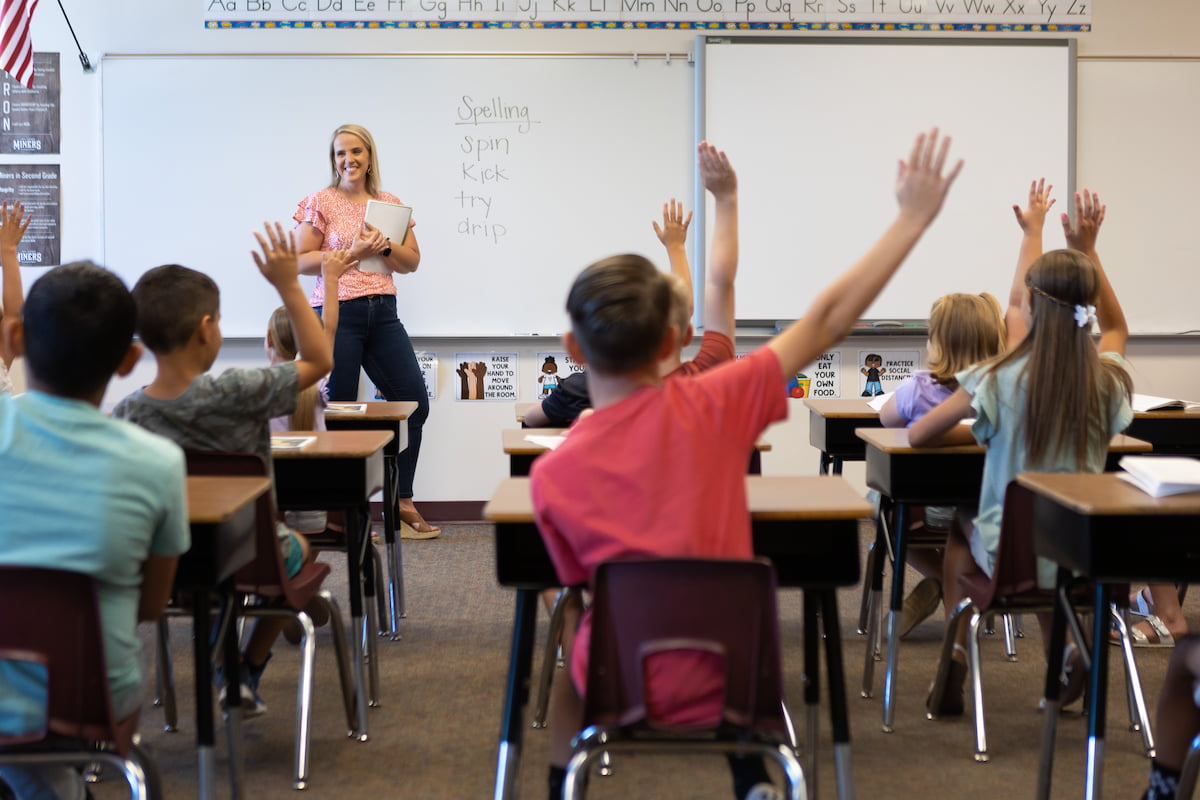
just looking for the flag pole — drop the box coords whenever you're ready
[54,0,90,71]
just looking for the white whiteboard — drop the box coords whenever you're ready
[101,55,693,337]
[700,38,1074,327]
[1077,59,1200,335]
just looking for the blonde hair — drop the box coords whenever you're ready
[329,124,382,197]
[985,250,1132,470]
[268,305,318,431]
[926,292,1006,391]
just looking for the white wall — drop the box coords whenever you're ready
[13,0,1199,501]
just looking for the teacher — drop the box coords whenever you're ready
[294,123,438,539]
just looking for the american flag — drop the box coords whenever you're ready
[0,0,38,89]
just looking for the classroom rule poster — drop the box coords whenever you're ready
[857,349,920,398]
[791,351,841,399]
[0,164,60,266]
[0,53,60,155]
[416,351,438,400]
[454,352,519,401]
[534,351,583,400]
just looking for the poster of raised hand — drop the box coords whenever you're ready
[454,352,520,401]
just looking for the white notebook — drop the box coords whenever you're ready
[1131,393,1200,413]
[359,199,412,274]
[1118,455,1200,497]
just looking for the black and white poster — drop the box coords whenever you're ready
[0,53,60,155]
[0,164,60,266]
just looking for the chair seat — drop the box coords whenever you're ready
[237,560,329,608]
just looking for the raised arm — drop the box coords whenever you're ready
[318,248,356,349]
[1063,189,1126,356]
[0,203,30,368]
[1007,178,1055,347]
[253,222,333,389]
[767,129,962,378]
[698,142,738,339]
[652,198,694,316]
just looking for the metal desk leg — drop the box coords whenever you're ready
[860,514,886,699]
[344,506,371,741]
[192,588,216,800]
[821,590,855,800]
[1086,583,1113,800]
[881,503,907,733]
[382,454,405,639]
[803,592,820,800]
[221,593,245,800]
[1036,567,1072,800]
[360,510,381,707]
[496,589,538,800]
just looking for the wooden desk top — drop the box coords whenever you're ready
[1133,407,1200,420]
[186,475,270,525]
[484,475,872,523]
[1017,472,1200,517]
[501,427,773,454]
[856,427,1152,456]
[804,398,881,418]
[325,400,417,421]
[271,429,393,459]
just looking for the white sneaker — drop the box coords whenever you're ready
[745,782,784,800]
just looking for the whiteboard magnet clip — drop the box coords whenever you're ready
[665,53,671,64]
[633,52,639,65]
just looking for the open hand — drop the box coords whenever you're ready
[698,141,736,198]
[895,128,963,226]
[652,198,692,248]
[1061,189,1105,254]
[322,248,358,284]
[0,203,30,251]
[251,222,299,287]
[1012,178,1055,233]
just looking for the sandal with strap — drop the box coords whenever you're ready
[399,507,441,540]
[1118,614,1177,648]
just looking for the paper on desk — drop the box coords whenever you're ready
[1131,393,1200,413]
[1118,455,1200,497]
[866,392,893,411]
[525,434,567,450]
[326,403,367,414]
[271,435,317,450]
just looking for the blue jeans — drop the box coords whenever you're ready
[317,294,429,498]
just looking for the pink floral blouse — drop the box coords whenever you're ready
[293,187,414,306]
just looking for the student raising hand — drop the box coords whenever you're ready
[1006,179,1056,346]
[251,221,300,288]
[895,128,963,225]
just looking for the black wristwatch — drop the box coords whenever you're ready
[380,244,392,258]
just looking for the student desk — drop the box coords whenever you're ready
[184,474,270,800]
[325,400,417,640]
[804,399,883,475]
[502,427,772,477]
[854,428,1153,733]
[272,429,391,741]
[1016,473,1200,800]
[1127,408,1200,457]
[484,475,871,800]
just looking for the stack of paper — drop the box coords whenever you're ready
[1131,393,1200,412]
[1118,456,1200,497]
[326,403,367,414]
[271,435,317,451]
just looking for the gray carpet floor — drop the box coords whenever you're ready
[90,521,1183,799]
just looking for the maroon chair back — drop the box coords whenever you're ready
[184,450,326,609]
[583,557,787,738]
[0,567,135,753]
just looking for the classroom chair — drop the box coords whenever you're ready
[562,558,807,800]
[157,451,358,790]
[859,499,1021,704]
[0,566,160,800]
[925,482,1154,763]
[532,586,584,729]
